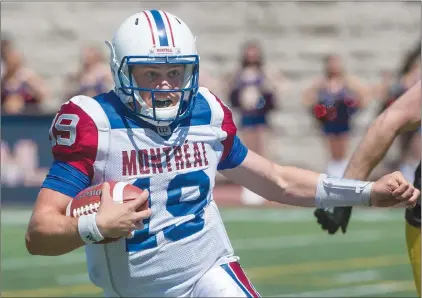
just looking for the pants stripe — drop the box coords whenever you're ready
[221,262,260,297]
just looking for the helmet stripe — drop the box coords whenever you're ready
[162,11,175,47]
[150,10,169,47]
[142,11,156,46]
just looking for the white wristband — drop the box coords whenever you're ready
[315,174,373,209]
[78,213,104,244]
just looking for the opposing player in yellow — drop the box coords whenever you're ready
[315,80,421,296]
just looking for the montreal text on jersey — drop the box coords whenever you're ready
[122,141,210,176]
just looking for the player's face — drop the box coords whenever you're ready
[131,64,185,109]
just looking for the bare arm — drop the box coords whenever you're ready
[347,75,370,108]
[221,148,419,209]
[302,78,322,108]
[344,80,421,180]
[25,188,85,256]
[25,70,50,103]
[220,150,320,207]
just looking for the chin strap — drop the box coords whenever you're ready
[115,88,133,104]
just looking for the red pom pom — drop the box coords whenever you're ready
[313,104,327,119]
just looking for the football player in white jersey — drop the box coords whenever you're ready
[25,10,419,297]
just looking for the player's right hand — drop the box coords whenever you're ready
[371,171,420,208]
[95,182,152,239]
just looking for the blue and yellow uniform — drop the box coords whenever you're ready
[405,162,421,297]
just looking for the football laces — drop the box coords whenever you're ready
[73,202,101,217]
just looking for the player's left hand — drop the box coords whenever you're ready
[371,171,420,208]
[314,206,353,235]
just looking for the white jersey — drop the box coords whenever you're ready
[46,87,248,297]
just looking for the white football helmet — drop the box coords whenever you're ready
[106,10,200,126]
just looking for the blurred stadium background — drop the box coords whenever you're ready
[1,1,420,297]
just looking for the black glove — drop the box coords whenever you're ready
[314,207,353,235]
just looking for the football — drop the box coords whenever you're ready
[66,181,147,244]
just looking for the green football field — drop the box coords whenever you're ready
[1,207,418,297]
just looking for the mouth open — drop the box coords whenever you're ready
[155,98,173,108]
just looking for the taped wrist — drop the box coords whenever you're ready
[78,213,104,244]
[315,174,373,209]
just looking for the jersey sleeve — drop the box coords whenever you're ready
[41,97,99,197]
[210,93,248,170]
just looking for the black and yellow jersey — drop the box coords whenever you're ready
[405,162,421,227]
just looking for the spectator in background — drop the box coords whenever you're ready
[0,37,8,81]
[302,54,369,178]
[378,43,421,181]
[225,40,280,205]
[1,34,50,114]
[62,45,113,101]
[379,44,421,112]
[227,41,279,157]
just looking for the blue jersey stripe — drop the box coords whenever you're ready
[217,136,248,170]
[150,10,169,47]
[189,92,212,126]
[41,161,90,198]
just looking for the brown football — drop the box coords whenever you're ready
[66,181,147,244]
